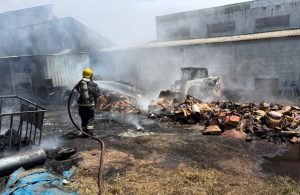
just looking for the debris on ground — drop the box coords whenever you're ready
[149,97,176,114]
[67,147,300,195]
[0,149,47,177]
[97,91,140,114]
[0,130,29,153]
[0,146,79,178]
[290,136,300,144]
[203,125,222,135]
[22,110,300,194]
[1,167,77,195]
[45,147,80,174]
[150,95,300,144]
[55,147,77,161]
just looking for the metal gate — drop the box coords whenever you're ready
[0,96,46,152]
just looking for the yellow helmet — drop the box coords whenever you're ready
[82,68,93,79]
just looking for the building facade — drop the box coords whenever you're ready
[96,29,300,101]
[90,0,300,102]
[156,0,300,41]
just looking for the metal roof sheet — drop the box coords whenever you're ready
[101,29,300,52]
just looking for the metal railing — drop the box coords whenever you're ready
[0,96,46,151]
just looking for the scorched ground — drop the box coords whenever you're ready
[37,105,300,195]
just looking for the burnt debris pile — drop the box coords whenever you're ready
[97,91,140,114]
[0,129,29,153]
[150,95,300,144]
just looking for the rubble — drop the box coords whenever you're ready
[97,90,140,114]
[149,98,175,114]
[203,125,222,135]
[150,95,300,144]
[223,115,241,127]
[0,129,29,153]
[290,136,300,144]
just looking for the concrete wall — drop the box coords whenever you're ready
[95,36,300,99]
[157,0,300,41]
[183,44,235,84]
[235,38,300,90]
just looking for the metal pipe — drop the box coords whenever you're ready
[0,149,47,177]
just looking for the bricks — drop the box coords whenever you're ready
[223,115,241,127]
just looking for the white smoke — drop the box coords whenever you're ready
[0,0,249,45]
[39,136,62,149]
[106,113,144,130]
[125,114,144,130]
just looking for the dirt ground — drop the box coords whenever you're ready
[37,106,300,194]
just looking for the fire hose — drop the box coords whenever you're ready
[67,83,105,195]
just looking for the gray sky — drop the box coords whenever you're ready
[1,0,250,44]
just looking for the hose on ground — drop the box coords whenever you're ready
[67,83,105,195]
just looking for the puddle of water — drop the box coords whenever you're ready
[261,145,300,179]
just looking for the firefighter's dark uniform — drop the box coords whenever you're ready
[77,78,101,134]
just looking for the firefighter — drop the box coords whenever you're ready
[77,68,101,136]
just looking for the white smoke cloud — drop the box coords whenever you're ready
[39,136,62,149]
[0,0,250,45]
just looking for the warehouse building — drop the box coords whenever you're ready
[156,0,300,40]
[0,5,111,99]
[95,0,300,101]
[0,53,89,98]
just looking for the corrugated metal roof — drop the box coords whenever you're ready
[0,17,113,57]
[101,29,300,52]
[0,5,55,30]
